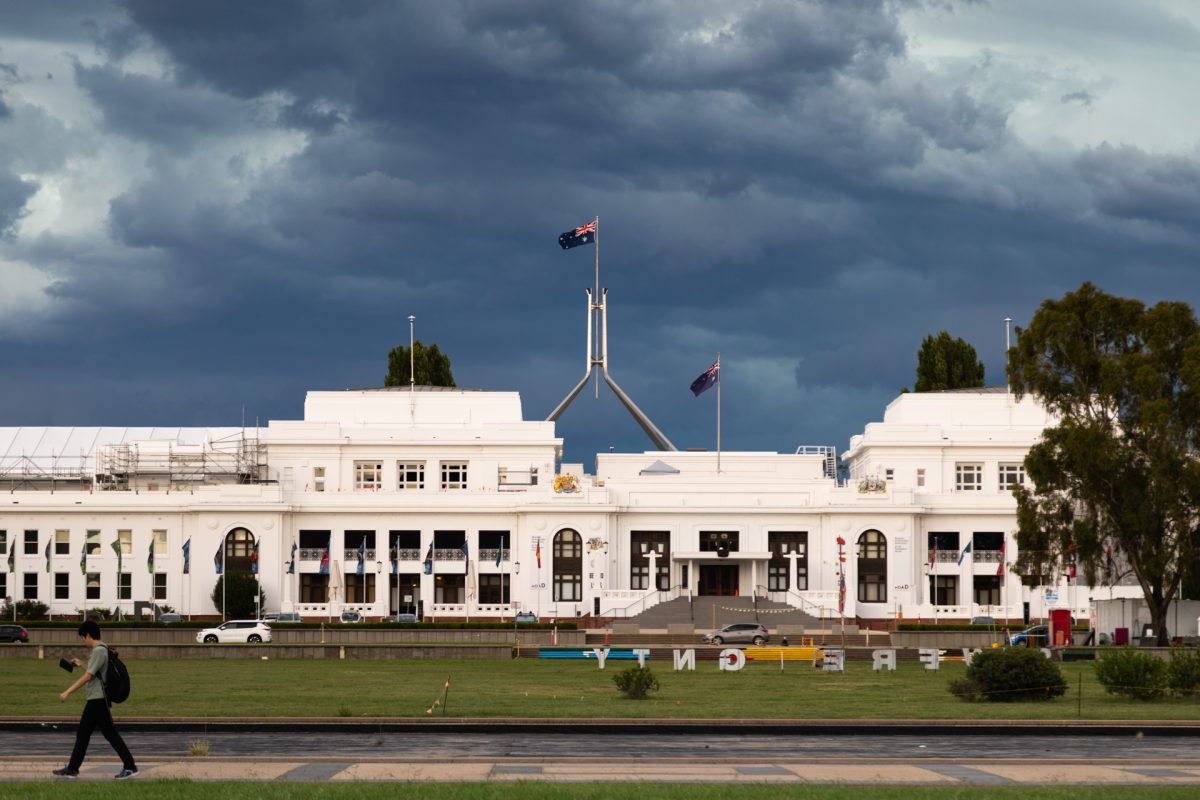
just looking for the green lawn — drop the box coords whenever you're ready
[9,784,1200,800]
[10,657,1200,720]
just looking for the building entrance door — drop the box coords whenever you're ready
[699,564,739,596]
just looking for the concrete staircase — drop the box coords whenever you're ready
[626,595,856,634]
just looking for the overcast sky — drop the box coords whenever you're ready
[2,0,1199,464]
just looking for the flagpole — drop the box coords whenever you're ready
[716,352,721,475]
[594,215,600,399]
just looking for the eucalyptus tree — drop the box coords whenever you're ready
[1008,282,1200,645]
[385,341,456,387]
[914,331,985,392]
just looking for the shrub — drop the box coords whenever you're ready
[954,647,1067,702]
[947,678,983,702]
[612,666,660,699]
[1094,647,1167,700]
[8,600,50,620]
[1167,647,1200,697]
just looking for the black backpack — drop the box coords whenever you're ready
[99,645,131,705]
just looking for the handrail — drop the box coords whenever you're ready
[756,584,834,623]
[609,583,688,619]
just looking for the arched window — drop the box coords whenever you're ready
[856,529,887,603]
[552,529,582,602]
[225,527,255,573]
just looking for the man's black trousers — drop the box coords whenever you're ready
[68,698,136,771]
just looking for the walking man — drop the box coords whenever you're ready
[53,620,138,779]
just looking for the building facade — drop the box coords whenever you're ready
[0,386,1091,624]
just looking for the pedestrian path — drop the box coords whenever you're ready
[4,756,1200,785]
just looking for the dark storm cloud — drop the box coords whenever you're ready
[3,0,1200,463]
[0,172,37,238]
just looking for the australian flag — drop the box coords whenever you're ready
[690,358,720,396]
[558,220,596,250]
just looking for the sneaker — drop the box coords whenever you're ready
[52,767,79,779]
[115,768,139,780]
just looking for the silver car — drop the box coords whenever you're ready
[703,623,769,646]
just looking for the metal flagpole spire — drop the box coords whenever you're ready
[594,216,600,399]
[716,352,721,475]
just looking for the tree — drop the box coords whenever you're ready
[384,341,456,387]
[914,331,985,392]
[1007,282,1200,646]
[211,573,267,619]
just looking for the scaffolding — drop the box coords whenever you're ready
[0,430,268,492]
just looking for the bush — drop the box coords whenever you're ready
[612,666,660,699]
[954,647,1067,702]
[3,600,50,620]
[1094,647,1167,700]
[947,678,983,701]
[1167,647,1200,697]
[211,573,267,619]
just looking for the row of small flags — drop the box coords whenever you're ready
[4,537,167,575]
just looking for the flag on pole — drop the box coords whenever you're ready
[45,540,51,573]
[251,537,260,575]
[147,539,155,574]
[356,539,366,577]
[288,540,297,575]
[213,541,224,575]
[996,541,1006,577]
[389,538,398,576]
[319,546,330,575]
[423,543,433,575]
[8,542,15,573]
[111,537,123,574]
[495,534,504,568]
[690,359,720,396]
[558,219,596,250]
[182,538,191,575]
[80,544,87,575]
[535,539,541,569]
[957,542,973,566]
[460,540,470,576]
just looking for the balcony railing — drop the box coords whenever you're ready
[974,549,1004,563]
[344,549,377,561]
[434,548,465,561]
[478,548,510,563]
[397,548,421,561]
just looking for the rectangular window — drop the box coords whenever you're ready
[24,530,38,555]
[973,575,1001,605]
[300,574,329,603]
[440,462,468,490]
[700,531,739,553]
[23,572,38,600]
[313,466,326,493]
[55,529,70,556]
[397,462,425,490]
[154,573,168,601]
[916,468,926,488]
[344,574,376,604]
[0,529,6,555]
[768,532,808,592]
[630,531,669,590]
[118,529,132,555]
[478,574,510,604]
[86,530,100,555]
[630,564,649,590]
[998,463,1025,491]
[86,573,101,601]
[0,573,5,599]
[928,532,960,562]
[553,571,582,602]
[354,461,383,491]
[931,575,958,605]
[955,463,983,492]
[55,572,70,600]
[153,529,168,555]
[884,468,894,481]
[858,573,887,603]
[118,572,131,601]
[435,574,465,603]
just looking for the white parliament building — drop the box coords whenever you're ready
[0,385,1094,625]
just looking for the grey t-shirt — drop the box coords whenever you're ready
[84,644,109,701]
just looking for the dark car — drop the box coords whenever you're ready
[1009,624,1049,646]
[0,624,29,643]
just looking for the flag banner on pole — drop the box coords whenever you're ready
[996,541,1006,577]
[182,538,191,575]
[288,540,297,575]
[319,547,330,575]
[495,535,504,568]
[80,545,87,575]
[214,541,224,575]
[389,539,398,576]
[147,539,155,574]
[460,541,470,576]
[112,538,123,573]
[558,220,596,250]
[690,359,720,396]
[7,543,14,573]
[423,543,433,575]
[251,537,260,575]
[44,540,51,573]
[535,539,541,569]
[356,540,366,577]
[957,542,972,566]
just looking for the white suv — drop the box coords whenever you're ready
[196,620,272,643]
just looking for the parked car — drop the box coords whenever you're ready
[0,624,29,643]
[388,612,419,623]
[196,620,272,644]
[274,612,303,623]
[970,616,998,626]
[340,610,363,624]
[158,612,182,623]
[1009,624,1049,646]
[514,612,538,623]
[703,623,769,646]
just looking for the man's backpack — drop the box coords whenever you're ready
[100,645,131,705]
